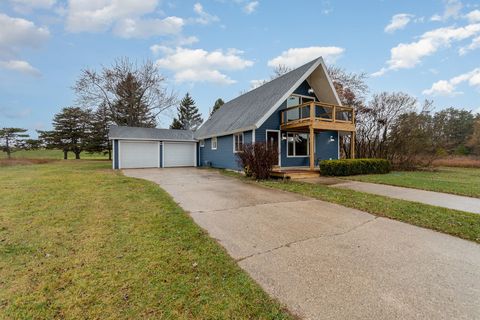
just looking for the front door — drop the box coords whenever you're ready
[266,130,280,166]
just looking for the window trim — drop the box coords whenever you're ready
[286,132,310,158]
[211,137,217,150]
[233,132,244,153]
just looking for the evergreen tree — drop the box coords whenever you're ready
[210,98,224,117]
[0,128,29,158]
[113,72,156,128]
[86,103,113,160]
[170,93,203,130]
[46,107,91,159]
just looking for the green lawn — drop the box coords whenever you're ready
[220,171,480,244]
[347,167,480,198]
[0,162,291,319]
[0,149,108,160]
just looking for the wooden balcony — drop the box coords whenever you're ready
[280,101,356,132]
[280,101,356,170]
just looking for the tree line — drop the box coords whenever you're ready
[1,58,225,159]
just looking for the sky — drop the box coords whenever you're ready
[1,0,480,135]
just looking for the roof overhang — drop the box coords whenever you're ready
[255,57,342,129]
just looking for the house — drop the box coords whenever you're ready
[110,56,355,170]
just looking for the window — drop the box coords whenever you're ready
[287,132,309,157]
[285,95,316,122]
[233,133,244,153]
[211,137,217,150]
[199,140,205,147]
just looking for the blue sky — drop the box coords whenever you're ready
[1,0,479,135]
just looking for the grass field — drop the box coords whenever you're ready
[0,149,108,160]
[0,161,291,319]
[221,170,480,244]
[347,167,480,198]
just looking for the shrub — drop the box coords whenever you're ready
[319,158,391,176]
[236,142,278,180]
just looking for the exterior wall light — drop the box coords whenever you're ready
[329,136,335,142]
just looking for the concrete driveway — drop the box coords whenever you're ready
[124,168,480,320]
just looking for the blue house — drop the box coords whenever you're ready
[109,57,355,170]
[195,56,355,171]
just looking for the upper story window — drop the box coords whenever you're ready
[233,133,244,153]
[211,137,217,150]
[286,95,316,122]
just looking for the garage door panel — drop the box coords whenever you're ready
[164,142,196,167]
[120,141,159,169]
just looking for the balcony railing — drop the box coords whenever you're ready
[280,101,355,129]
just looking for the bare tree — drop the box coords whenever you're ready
[73,57,176,127]
[356,92,417,158]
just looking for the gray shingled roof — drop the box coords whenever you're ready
[194,57,321,139]
[109,125,195,141]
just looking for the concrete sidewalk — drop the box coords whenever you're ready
[332,181,480,214]
[124,168,480,320]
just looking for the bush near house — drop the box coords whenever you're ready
[319,158,391,176]
[236,142,278,180]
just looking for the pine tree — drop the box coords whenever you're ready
[48,107,91,159]
[210,98,224,117]
[86,103,113,159]
[113,72,156,128]
[0,128,29,159]
[170,93,203,130]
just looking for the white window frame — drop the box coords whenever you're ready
[199,139,205,147]
[211,137,217,150]
[286,132,310,158]
[233,132,244,153]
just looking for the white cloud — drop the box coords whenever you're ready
[373,23,480,76]
[385,13,414,33]
[431,0,463,21]
[10,0,57,13]
[466,9,480,23]
[113,16,184,38]
[243,1,259,14]
[155,47,253,84]
[423,68,480,96]
[150,36,199,54]
[0,14,49,76]
[459,35,480,55]
[193,2,219,25]
[0,60,40,76]
[0,13,50,56]
[267,46,344,68]
[65,0,183,38]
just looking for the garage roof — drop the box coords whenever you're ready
[109,125,195,141]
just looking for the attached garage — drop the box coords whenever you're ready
[119,141,160,169]
[110,126,197,169]
[164,142,196,167]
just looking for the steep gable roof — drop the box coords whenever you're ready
[195,57,337,139]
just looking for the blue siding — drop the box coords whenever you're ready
[201,80,339,170]
[199,130,253,170]
[113,139,119,169]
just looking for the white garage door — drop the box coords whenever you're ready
[119,141,159,169]
[164,142,196,167]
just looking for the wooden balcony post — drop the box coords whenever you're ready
[310,102,315,121]
[332,105,336,122]
[309,126,315,170]
[350,131,355,159]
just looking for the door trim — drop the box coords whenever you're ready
[266,129,281,167]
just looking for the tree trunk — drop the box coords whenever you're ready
[75,151,81,160]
